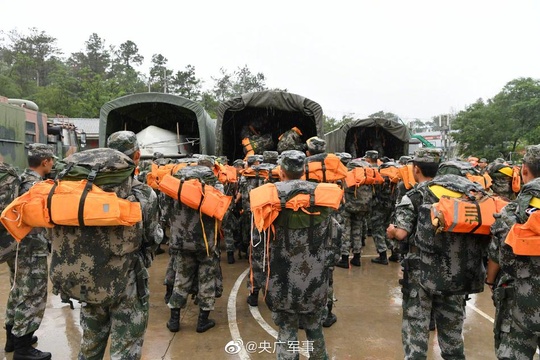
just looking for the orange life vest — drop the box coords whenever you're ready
[379,165,402,184]
[512,166,522,193]
[505,205,540,256]
[242,167,271,180]
[158,174,232,221]
[146,163,178,189]
[344,166,384,187]
[217,164,238,184]
[399,163,417,190]
[466,172,492,190]
[303,154,348,183]
[430,185,508,235]
[242,137,255,159]
[0,179,142,241]
[249,182,343,232]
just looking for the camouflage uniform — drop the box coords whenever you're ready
[62,134,162,360]
[265,150,340,359]
[488,162,516,201]
[4,144,54,359]
[163,164,224,332]
[489,145,540,359]
[277,127,305,153]
[393,149,488,360]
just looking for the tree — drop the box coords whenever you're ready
[169,64,202,100]
[148,54,172,93]
[368,111,400,122]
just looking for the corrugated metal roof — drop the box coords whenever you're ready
[51,118,99,135]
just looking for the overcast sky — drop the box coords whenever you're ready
[3,0,540,122]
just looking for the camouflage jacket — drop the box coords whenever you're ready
[398,175,489,295]
[265,180,337,313]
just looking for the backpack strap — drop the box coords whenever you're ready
[48,162,76,225]
[78,165,100,227]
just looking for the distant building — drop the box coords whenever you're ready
[51,118,99,149]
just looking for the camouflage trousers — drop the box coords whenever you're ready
[494,283,540,359]
[327,268,335,306]
[246,229,265,293]
[6,252,48,337]
[164,251,176,287]
[401,268,465,360]
[168,249,216,311]
[340,211,367,256]
[370,206,395,253]
[79,269,149,360]
[222,212,239,252]
[272,309,328,360]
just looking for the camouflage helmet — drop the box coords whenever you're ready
[107,131,140,156]
[279,150,306,173]
[365,150,379,160]
[523,144,540,169]
[27,143,57,159]
[263,151,279,164]
[413,148,442,164]
[336,152,352,165]
[306,136,326,154]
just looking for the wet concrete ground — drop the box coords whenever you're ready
[0,238,515,360]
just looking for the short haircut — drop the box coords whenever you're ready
[524,160,540,178]
[28,154,49,168]
[413,161,439,178]
[282,168,303,180]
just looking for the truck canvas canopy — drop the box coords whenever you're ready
[215,91,324,162]
[99,93,215,156]
[325,117,410,160]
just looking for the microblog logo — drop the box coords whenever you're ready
[225,339,243,354]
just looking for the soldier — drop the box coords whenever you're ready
[478,157,489,174]
[4,144,54,360]
[62,131,162,359]
[365,150,396,265]
[486,144,540,359]
[163,156,224,333]
[261,150,341,359]
[388,148,487,359]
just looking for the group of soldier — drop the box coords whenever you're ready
[2,125,540,359]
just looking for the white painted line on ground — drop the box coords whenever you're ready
[466,302,494,323]
[227,267,251,360]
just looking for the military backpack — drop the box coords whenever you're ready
[0,163,20,263]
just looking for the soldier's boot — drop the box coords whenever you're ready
[322,304,337,328]
[5,325,37,353]
[155,244,165,255]
[13,332,50,360]
[196,310,215,333]
[164,284,173,304]
[371,251,389,265]
[335,255,349,269]
[350,253,361,267]
[166,308,180,332]
[361,237,366,247]
[388,249,401,263]
[247,289,259,307]
[227,251,235,264]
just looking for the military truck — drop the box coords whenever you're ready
[0,96,83,172]
[325,117,410,160]
[99,92,215,158]
[215,91,324,162]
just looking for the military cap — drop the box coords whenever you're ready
[27,143,57,159]
[197,155,215,168]
[336,152,352,165]
[365,150,379,159]
[263,151,279,164]
[247,155,260,166]
[217,155,228,164]
[413,148,442,164]
[107,131,140,156]
[152,152,164,160]
[279,150,306,173]
[233,159,245,167]
[522,145,540,166]
[306,136,326,154]
[398,155,412,165]
[479,158,488,163]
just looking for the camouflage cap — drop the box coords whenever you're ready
[263,151,279,164]
[247,155,260,166]
[107,131,140,156]
[279,150,306,173]
[336,152,352,165]
[523,145,540,167]
[217,155,228,164]
[479,158,488,163]
[197,155,215,168]
[233,159,245,167]
[306,136,326,154]
[413,148,442,164]
[398,155,412,165]
[365,150,379,159]
[27,143,57,159]
[153,152,164,160]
